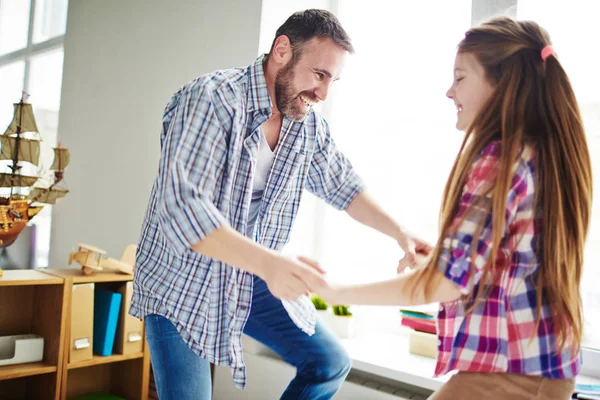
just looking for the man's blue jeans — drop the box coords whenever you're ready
[145,276,352,399]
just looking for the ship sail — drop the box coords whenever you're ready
[50,148,70,170]
[0,94,71,249]
[0,136,41,166]
[0,173,39,188]
[29,188,69,204]
[3,103,39,135]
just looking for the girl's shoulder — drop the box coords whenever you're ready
[469,141,537,191]
[476,140,537,167]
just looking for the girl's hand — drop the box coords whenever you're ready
[314,281,344,305]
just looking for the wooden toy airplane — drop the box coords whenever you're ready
[68,243,134,275]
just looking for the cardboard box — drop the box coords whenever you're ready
[70,283,94,363]
[114,281,144,354]
[408,329,438,359]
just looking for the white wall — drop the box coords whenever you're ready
[50,0,263,266]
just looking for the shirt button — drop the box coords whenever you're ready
[240,305,248,311]
[439,304,444,311]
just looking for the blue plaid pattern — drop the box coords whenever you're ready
[130,55,364,388]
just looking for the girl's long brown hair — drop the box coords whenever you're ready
[412,17,592,353]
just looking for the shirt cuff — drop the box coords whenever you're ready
[329,171,366,211]
[159,198,228,255]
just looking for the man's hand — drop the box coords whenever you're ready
[259,254,328,301]
[396,231,434,274]
[397,251,432,274]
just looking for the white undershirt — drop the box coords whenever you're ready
[246,129,275,237]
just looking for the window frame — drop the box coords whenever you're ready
[0,0,66,89]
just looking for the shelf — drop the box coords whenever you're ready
[0,270,63,287]
[0,362,57,380]
[68,352,144,370]
[44,268,133,283]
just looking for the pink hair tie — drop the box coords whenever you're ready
[541,45,554,61]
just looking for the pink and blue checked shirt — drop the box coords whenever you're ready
[435,141,581,379]
[129,56,364,388]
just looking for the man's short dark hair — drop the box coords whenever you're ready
[268,9,354,60]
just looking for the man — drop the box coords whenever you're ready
[131,9,427,400]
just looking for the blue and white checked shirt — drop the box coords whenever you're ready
[130,55,365,388]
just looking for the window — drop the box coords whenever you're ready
[0,0,69,268]
[276,0,600,376]
[321,0,473,287]
[517,0,600,355]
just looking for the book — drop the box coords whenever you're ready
[400,310,435,320]
[401,318,437,335]
[93,289,122,356]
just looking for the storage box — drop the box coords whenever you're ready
[408,329,438,358]
[114,281,144,354]
[0,334,44,366]
[70,283,95,363]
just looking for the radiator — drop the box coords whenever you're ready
[340,371,431,399]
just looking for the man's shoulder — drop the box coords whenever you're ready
[179,66,248,106]
[160,65,250,128]
[303,110,330,137]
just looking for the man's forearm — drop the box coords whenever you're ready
[191,225,275,277]
[345,191,405,241]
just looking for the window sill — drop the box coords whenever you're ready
[339,331,446,391]
[243,330,600,392]
[338,331,600,391]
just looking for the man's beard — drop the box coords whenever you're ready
[274,61,315,122]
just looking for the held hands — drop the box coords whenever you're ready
[298,256,345,305]
[260,254,328,301]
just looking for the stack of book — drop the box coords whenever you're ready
[399,307,436,334]
[400,305,438,359]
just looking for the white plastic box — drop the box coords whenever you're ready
[0,334,44,366]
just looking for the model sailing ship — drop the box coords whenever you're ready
[0,93,70,248]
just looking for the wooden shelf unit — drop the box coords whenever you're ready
[0,362,57,380]
[0,270,68,400]
[44,268,151,400]
[0,269,151,400]
[68,352,144,370]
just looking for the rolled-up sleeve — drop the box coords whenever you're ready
[437,148,526,294]
[156,84,229,254]
[305,117,365,210]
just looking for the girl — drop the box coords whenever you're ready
[315,17,592,400]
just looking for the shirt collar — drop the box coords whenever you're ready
[246,54,273,113]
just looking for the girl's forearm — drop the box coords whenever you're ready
[331,269,462,306]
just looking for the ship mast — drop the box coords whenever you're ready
[55,142,64,183]
[9,95,25,198]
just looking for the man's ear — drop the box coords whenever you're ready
[271,35,293,65]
